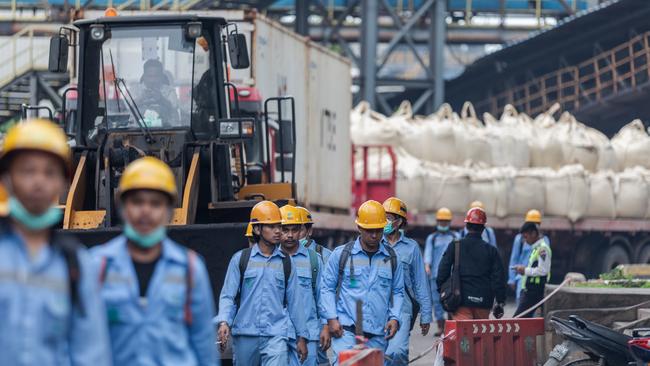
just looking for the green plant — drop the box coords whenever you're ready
[599,267,633,281]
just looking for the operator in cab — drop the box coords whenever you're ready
[131,59,180,127]
[91,157,217,366]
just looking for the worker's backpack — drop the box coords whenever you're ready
[99,248,197,325]
[307,247,319,304]
[235,247,292,307]
[335,241,397,303]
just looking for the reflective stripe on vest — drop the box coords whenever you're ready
[522,239,552,290]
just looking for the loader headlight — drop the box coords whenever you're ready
[90,25,106,41]
[217,118,254,139]
[185,22,202,39]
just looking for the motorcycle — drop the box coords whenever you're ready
[544,315,650,366]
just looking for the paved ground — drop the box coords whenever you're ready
[408,301,519,365]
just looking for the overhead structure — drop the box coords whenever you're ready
[447,0,650,136]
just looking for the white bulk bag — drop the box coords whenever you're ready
[555,113,600,172]
[419,164,470,214]
[395,149,426,213]
[469,167,510,218]
[545,165,589,222]
[400,104,458,164]
[611,120,650,170]
[456,102,492,166]
[615,168,649,218]
[484,110,531,168]
[586,171,616,218]
[350,101,398,146]
[507,168,547,216]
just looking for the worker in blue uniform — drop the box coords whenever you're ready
[508,209,550,304]
[279,205,327,366]
[295,205,332,366]
[382,197,432,366]
[320,200,404,366]
[216,200,308,366]
[296,206,332,264]
[91,157,216,366]
[424,207,460,336]
[0,119,111,366]
[460,201,497,247]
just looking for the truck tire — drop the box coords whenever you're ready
[599,245,630,273]
[637,243,650,264]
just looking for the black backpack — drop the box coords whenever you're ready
[439,239,462,312]
[335,241,397,304]
[234,247,292,307]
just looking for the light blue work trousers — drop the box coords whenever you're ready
[232,335,288,366]
[289,339,318,366]
[385,310,412,365]
[430,277,445,321]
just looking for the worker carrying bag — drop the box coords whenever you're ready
[439,239,462,312]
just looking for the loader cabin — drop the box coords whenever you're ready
[47,13,294,230]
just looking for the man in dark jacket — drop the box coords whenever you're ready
[437,207,506,320]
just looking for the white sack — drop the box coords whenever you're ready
[615,168,649,218]
[611,120,650,170]
[586,171,616,218]
[469,167,510,218]
[508,168,547,216]
[544,165,589,222]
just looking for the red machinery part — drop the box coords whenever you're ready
[338,348,384,366]
[443,318,545,366]
[351,145,397,211]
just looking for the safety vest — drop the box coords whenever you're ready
[521,239,552,290]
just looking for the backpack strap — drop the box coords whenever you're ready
[307,248,319,304]
[99,256,110,285]
[234,248,252,309]
[315,243,323,256]
[281,252,291,307]
[53,235,85,317]
[383,244,398,306]
[184,249,196,326]
[335,241,355,302]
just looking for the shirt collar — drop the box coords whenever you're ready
[353,237,391,257]
[251,243,285,258]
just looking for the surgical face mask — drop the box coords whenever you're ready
[437,225,449,232]
[9,196,62,231]
[383,221,396,235]
[299,238,309,247]
[124,223,166,249]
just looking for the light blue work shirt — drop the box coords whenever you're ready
[0,229,111,366]
[305,239,332,266]
[215,243,308,339]
[383,232,432,324]
[285,243,322,341]
[90,235,216,366]
[320,238,405,336]
[508,234,551,296]
[461,226,497,247]
[424,230,460,279]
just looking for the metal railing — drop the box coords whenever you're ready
[0,25,61,89]
[476,31,650,117]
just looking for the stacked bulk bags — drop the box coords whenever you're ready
[611,120,650,170]
[544,165,590,222]
[350,101,400,146]
[586,171,616,218]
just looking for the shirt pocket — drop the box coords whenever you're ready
[42,295,69,347]
[103,290,134,326]
[274,271,285,290]
[377,270,392,289]
[297,269,312,290]
[162,287,186,322]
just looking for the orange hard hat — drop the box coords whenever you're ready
[250,201,282,225]
[464,207,487,225]
[355,200,388,229]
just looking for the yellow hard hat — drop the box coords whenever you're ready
[0,119,72,176]
[295,206,313,225]
[382,197,407,219]
[250,200,282,225]
[525,209,542,224]
[245,222,253,237]
[436,207,453,221]
[280,205,302,225]
[118,156,177,201]
[470,200,485,209]
[355,200,388,229]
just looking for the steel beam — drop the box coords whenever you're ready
[432,0,446,110]
[295,0,309,36]
[360,0,378,109]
